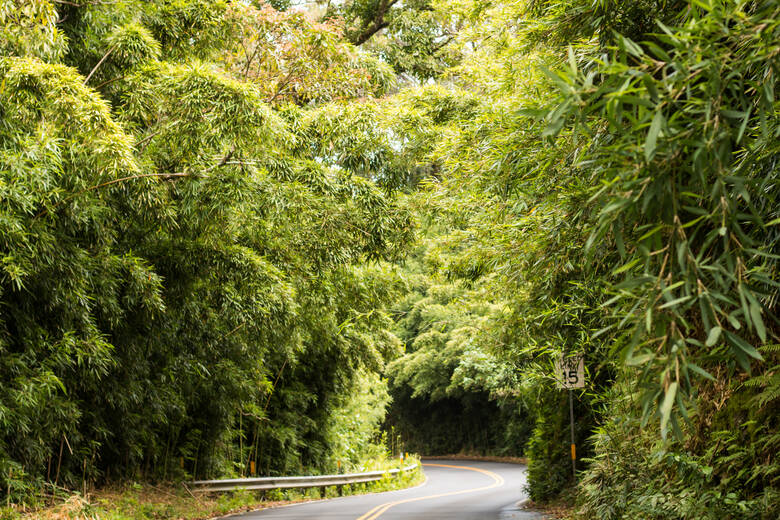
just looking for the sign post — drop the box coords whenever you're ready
[569,389,575,476]
[556,354,584,478]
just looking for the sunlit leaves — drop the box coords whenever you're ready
[223,2,395,105]
[142,0,231,60]
[0,0,416,495]
[0,0,66,61]
[0,54,162,489]
[543,0,780,438]
[122,60,282,168]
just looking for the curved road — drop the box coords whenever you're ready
[230,459,545,520]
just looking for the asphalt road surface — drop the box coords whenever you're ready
[230,459,546,520]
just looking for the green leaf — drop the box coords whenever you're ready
[735,106,752,144]
[541,65,574,95]
[691,0,715,12]
[637,224,663,242]
[643,41,671,62]
[626,353,654,366]
[567,46,578,74]
[618,33,644,57]
[727,312,742,330]
[645,110,664,162]
[54,376,67,395]
[749,301,766,342]
[725,331,764,361]
[660,382,678,437]
[613,258,641,275]
[645,306,653,333]
[658,296,692,309]
[614,222,625,259]
[641,74,659,102]
[515,108,547,119]
[705,326,722,347]
[686,363,715,381]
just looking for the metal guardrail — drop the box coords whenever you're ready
[187,464,419,493]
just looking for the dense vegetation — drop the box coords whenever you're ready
[0,0,412,500]
[1,1,778,519]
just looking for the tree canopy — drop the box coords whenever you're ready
[1,1,778,518]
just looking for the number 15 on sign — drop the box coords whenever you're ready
[556,354,585,389]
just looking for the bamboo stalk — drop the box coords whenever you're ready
[54,437,64,487]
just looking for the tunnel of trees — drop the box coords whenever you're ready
[1,1,778,519]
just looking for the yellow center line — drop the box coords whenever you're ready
[355,463,505,520]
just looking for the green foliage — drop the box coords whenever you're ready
[525,392,574,502]
[2,1,778,516]
[544,0,780,439]
[523,0,687,47]
[0,54,163,490]
[292,84,480,189]
[370,0,779,511]
[325,371,391,470]
[142,0,231,60]
[0,0,414,505]
[577,372,779,519]
[326,0,463,79]
[0,0,66,61]
[384,216,531,457]
[223,2,396,105]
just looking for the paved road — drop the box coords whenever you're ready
[230,459,545,520]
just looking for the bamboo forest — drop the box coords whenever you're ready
[0,1,778,519]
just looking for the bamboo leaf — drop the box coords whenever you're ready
[705,326,722,347]
[613,258,641,275]
[645,110,663,162]
[686,363,715,381]
[660,382,678,437]
[725,331,764,361]
[735,106,752,144]
[658,296,692,309]
[749,301,766,342]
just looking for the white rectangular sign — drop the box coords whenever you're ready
[556,354,585,389]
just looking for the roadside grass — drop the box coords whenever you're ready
[2,457,423,520]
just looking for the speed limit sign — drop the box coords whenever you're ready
[556,354,585,389]
[557,353,585,478]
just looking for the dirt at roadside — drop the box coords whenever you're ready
[422,454,529,465]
